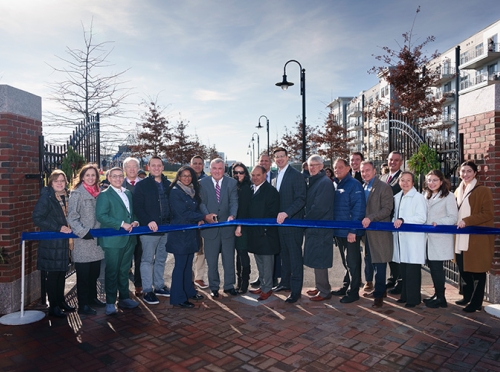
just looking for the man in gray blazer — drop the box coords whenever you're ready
[200,158,239,298]
[272,147,307,303]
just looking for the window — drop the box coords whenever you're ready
[444,82,452,93]
[475,43,484,57]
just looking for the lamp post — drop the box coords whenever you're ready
[256,115,269,155]
[276,60,306,163]
[251,132,260,164]
[247,142,254,167]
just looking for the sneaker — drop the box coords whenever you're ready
[105,304,117,316]
[194,280,209,289]
[118,298,139,309]
[143,292,160,305]
[154,287,171,297]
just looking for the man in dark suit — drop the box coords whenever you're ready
[200,158,239,298]
[349,152,364,183]
[272,147,307,303]
[379,151,403,293]
[250,154,279,289]
[122,156,143,296]
[360,161,394,308]
[96,167,140,315]
[245,165,280,301]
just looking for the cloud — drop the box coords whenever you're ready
[192,89,235,102]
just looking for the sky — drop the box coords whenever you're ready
[1,0,499,165]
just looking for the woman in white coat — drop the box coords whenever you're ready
[393,171,427,308]
[423,170,458,308]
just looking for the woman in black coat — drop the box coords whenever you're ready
[32,170,74,318]
[166,166,206,308]
[232,162,252,293]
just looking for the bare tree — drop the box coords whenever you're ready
[311,113,353,164]
[46,19,132,127]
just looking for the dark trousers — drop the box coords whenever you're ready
[170,253,196,305]
[133,240,143,287]
[278,229,304,296]
[400,263,421,305]
[337,241,350,289]
[427,260,445,294]
[236,250,251,285]
[46,271,66,309]
[388,261,401,285]
[373,263,387,298]
[75,260,101,307]
[364,241,374,282]
[273,253,282,280]
[103,240,135,304]
[336,236,362,298]
[456,253,486,308]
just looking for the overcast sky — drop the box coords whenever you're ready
[1,0,498,164]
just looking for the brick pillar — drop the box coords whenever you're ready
[459,83,500,303]
[0,85,42,314]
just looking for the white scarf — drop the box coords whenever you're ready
[454,178,477,253]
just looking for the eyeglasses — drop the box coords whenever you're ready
[233,171,245,175]
[110,174,124,179]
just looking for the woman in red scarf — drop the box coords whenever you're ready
[68,164,106,316]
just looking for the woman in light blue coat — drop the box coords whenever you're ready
[423,170,458,308]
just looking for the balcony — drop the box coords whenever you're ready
[435,90,455,104]
[431,66,456,86]
[460,43,500,69]
[459,71,500,94]
[347,105,363,117]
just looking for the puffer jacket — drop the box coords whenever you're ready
[32,187,70,272]
[333,172,366,237]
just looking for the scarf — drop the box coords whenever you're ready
[454,178,477,253]
[55,189,74,251]
[178,182,195,199]
[82,182,100,198]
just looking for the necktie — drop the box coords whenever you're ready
[215,182,221,202]
[387,175,392,184]
[130,180,135,186]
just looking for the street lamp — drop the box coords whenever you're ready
[256,115,270,155]
[247,141,254,167]
[276,60,306,163]
[251,132,260,163]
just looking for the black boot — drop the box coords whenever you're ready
[423,293,436,304]
[60,301,76,312]
[426,289,447,308]
[49,306,67,318]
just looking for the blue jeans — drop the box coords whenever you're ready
[140,234,169,293]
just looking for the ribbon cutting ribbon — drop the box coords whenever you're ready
[22,219,498,241]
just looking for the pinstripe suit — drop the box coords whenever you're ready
[273,165,307,297]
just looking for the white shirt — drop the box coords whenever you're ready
[110,185,130,213]
[276,164,289,192]
[253,182,264,194]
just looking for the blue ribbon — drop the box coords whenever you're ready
[22,219,498,241]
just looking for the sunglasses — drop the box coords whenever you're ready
[233,171,245,175]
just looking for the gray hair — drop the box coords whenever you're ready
[210,158,224,166]
[123,157,140,168]
[307,154,323,165]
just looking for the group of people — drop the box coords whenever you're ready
[32,147,494,318]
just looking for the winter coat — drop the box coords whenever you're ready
[165,186,205,255]
[333,172,366,237]
[67,184,104,263]
[133,175,171,226]
[455,183,494,272]
[392,187,427,264]
[247,181,280,255]
[32,187,70,272]
[235,181,252,251]
[303,171,335,269]
[425,191,458,261]
[363,177,394,263]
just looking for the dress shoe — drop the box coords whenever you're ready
[423,294,436,304]
[249,288,262,295]
[257,290,273,301]
[363,281,374,292]
[272,285,291,292]
[118,298,139,309]
[250,278,261,288]
[309,295,331,302]
[340,295,359,304]
[389,285,402,295]
[78,305,97,316]
[405,302,420,308]
[105,304,117,316]
[306,289,319,296]
[372,298,384,308]
[363,290,387,298]
[135,286,143,296]
[463,304,481,313]
[174,301,195,309]
[425,298,447,308]
[331,287,347,296]
[60,302,76,312]
[210,290,219,298]
[385,280,396,289]
[396,298,406,303]
[455,298,470,306]
[223,288,239,296]
[194,280,209,289]
[273,278,279,288]
[285,294,301,303]
[92,298,107,308]
[49,306,67,318]
[191,294,204,301]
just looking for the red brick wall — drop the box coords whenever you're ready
[0,113,42,283]
[459,110,500,275]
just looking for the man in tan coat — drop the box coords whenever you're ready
[360,161,394,307]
